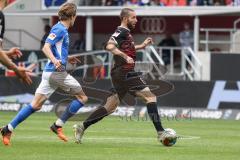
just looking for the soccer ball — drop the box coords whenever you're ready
[160,128,177,147]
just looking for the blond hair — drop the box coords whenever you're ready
[58,3,77,21]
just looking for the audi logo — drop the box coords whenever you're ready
[140,17,166,34]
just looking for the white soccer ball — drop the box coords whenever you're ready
[161,128,177,147]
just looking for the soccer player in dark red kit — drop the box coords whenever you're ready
[74,8,172,144]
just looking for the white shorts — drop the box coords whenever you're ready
[36,71,82,98]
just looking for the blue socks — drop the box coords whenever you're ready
[7,100,83,131]
[58,99,84,125]
[9,104,36,130]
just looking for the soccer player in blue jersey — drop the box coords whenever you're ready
[0,3,88,146]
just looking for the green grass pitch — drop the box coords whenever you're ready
[0,111,239,160]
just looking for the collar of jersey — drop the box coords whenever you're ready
[58,21,68,30]
[118,26,130,32]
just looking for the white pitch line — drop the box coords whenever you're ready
[177,135,201,140]
[13,135,201,142]
[85,135,201,141]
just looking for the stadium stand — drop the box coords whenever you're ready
[44,0,239,6]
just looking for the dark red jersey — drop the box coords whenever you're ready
[110,26,136,71]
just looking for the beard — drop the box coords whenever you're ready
[127,22,135,31]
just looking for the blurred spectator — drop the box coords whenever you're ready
[161,0,187,6]
[71,34,85,51]
[123,0,134,5]
[139,0,151,5]
[40,25,51,49]
[103,0,122,6]
[158,32,177,65]
[179,22,193,65]
[225,0,233,5]
[178,0,188,5]
[213,0,225,5]
[150,0,161,5]
[7,0,16,4]
[234,0,240,5]
[43,0,237,7]
[44,0,66,7]
[179,22,193,50]
[78,0,101,5]
[189,0,197,5]
[196,0,212,5]
[103,0,113,5]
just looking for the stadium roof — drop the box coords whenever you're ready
[4,6,240,17]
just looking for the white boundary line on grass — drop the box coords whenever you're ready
[177,135,201,140]
[13,135,201,141]
[84,135,201,141]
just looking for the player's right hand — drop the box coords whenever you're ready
[126,56,134,64]
[68,55,81,64]
[14,66,32,85]
[7,47,22,59]
[53,59,64,71]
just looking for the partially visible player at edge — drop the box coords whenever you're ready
[0,0,32,84]
[0,3,88,146]
[73,8,172,144]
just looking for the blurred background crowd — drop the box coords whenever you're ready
[44,0,239,7]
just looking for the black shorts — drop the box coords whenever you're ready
[110,67,147,100]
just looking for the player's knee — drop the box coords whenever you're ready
[31,94,47,110]
[79,95,88,104]
[83,96,88,103]
[105,103,118,113]
[111,95,120,107]
[31,101,42,110]
[104,95,120,113]
[144,94,156,104]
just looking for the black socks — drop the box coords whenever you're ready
[82,102,164,132]
[83,107,108,129]
[147,102,164,132]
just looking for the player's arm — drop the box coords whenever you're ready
[0,50,16,69]
[42,28,65,71]
[68,55,81,64]
[106,39,134,63]
[135,37,154,50]
[42,43,62,71]
[0,50,32,85]
[4,47,22,59]
[0,48,23,69]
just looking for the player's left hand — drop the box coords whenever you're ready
[7,47,23,59]
[142,37,154,48]
[68,55,81,64]
[14,66,32,85]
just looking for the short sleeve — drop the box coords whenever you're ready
[110,29,126,45]
[45,27,64,45]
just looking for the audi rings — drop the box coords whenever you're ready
[140,17,166,34]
